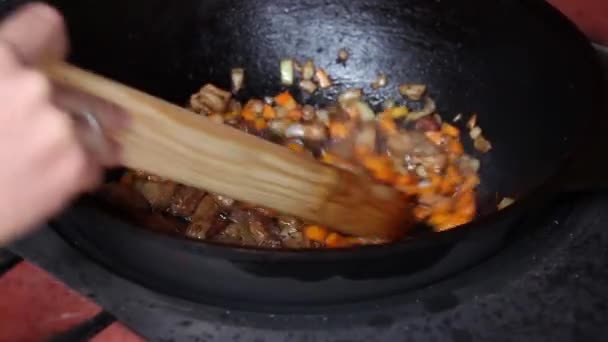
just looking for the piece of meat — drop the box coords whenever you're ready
[97,184,183,235]
[184,195,222,240]
[168,185,206,217]
[133,180,178,211]
[248,214,281,248]
[214,222,257,246]
[388,131,448,172]
[190,84,232,114]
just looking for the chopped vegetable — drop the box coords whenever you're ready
[274,91,297,110]
[231,68,244,93]
[469,126,482,140]
[315,68,332,88]
[299,80,317,93]
[406,97,436,121]
[474,135,492,153]
[453,113,463,122]
[399,84,427,100]
[304,225,329,242]
[262,104,276,120]
[302,60,315,80]
[498,197,515,210]
[355,101,375,122]
[371,73,388,89]
[467,114,477,130]
[337,48,349,63]
[390,106,409,119]
[329,122,350,139]
[338,88,363,107]
[280,59,294,85]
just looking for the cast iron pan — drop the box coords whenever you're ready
[5,0,604,310]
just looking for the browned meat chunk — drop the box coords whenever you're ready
[185,195,221,240]
[190,84,232,114]
[169,185,206,217]
[248,215,281,248]
[388,131,447,172]
[133,180,177,211]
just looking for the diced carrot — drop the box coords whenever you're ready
[432,214,470,232]
[362,155,397,183]
[439,166,463,194]
[395,174,416,187]
[390,106,409,119]
[254,118,267,130]
[275,91,297,110]
[287,142,304,152]
[325,232,352,248]
[414,206,432,220]
[288,109,303,121]
[329,122,349,139]
[425,131,444,146]
[262,104,276,119]
[304,225,329,242]
[441,123,460,137]
[354,145,372,159]
[447,139,464,156]
[378,116,398,135]
[425,196,452,215]
[460,174,480,192]
[241,107,256,121]
[454,191,476,218]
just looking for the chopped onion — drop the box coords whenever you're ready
[383,98,396,109]
[302,60,315,80]
[231,68,244,93]
[406,97,436,121]
[355,101,376,122]
[337,48,349,62]
[338,88,363,107]
[315,109,330,126]
[315,68,332,88]
[264,96,274,105]
[269,119,290,135]
[467,114,477,130]
[474,135,492,153]
[498,197,515,210]
[285,123,327,141]
[299,80,317,93]
[280,59,294,85]
[399,84,427,100]
[355,124,377,151]
[453,113,463,122]
[371,73,387,89]
[274,106,288,119]
[469,126,482,139]
[302,105,316,121]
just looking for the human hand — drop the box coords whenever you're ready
[0,3,126,245]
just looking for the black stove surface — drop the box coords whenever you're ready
[9,193,608,342]
[9,44,608,342]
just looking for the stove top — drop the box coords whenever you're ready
[7,194,608,342]
[5,40,608,342]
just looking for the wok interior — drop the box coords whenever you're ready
[52,0,592,220]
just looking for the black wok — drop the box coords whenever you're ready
[4,0,604,310]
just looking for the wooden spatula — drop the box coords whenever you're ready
[44,62,412,239]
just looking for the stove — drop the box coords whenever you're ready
[3,16,608,342]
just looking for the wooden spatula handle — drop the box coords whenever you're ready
[44,62,411,239]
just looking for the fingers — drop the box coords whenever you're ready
[0,2,68,65]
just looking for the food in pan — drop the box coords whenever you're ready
[109,53,488,249]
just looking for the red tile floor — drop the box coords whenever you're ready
[0,261,144,342]
[0,1,606,341]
